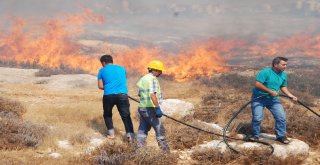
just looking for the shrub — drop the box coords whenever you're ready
[286,105,320,146]
[78,142,179,165]
[0,97,48,150]
[191,147,305,165]
[200,73,254,92]
[69,132,90,145]
[167,126,216,150]
[0,97,26,119]
[288,72,320,97]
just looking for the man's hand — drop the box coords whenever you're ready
[280,87,298,101]
[270,90,278,97]
[289,95,298,101]
[155,107,163,118]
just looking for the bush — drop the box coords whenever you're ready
[0,97,48,150]
[191,148,305,165]
[288,72,320,97]
[200,73,254,92]
[0,97,26,119]
[167,126,216,150]
[286,104,320,146]
[78,142,179,165]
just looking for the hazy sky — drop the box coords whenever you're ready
[1,0,320,43]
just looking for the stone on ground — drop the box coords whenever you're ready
[195,133,309,159]
[161,99,194,119]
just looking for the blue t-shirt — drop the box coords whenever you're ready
[252,67,287,99]
[97,64,128,95]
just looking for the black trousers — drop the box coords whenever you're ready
[103,94,134,134]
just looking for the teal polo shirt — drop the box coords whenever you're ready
[252,67,287,99]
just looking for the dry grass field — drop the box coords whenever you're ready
[0,67,319,165]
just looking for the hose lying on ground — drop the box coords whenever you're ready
[128,95,240,140]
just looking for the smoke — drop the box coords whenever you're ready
[1,0,320,41]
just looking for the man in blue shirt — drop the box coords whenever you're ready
[250,57,297,144]
[97,55,134,141]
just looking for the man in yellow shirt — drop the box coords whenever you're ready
[136,60,169,151]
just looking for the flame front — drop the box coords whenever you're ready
[0,10,320,82]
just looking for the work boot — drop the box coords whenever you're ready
[126,133,135,143]
[127,136,134,143]
[157,139,170,153]
[247,135,259,142]
[275,137,290,144]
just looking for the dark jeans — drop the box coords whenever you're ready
[103,94,134,136]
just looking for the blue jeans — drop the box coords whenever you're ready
[137,107,169,151]
[251,96,286,139]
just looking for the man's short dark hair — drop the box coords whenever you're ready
[100,55,113,64]
[272,56,288,67]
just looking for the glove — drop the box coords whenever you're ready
[155,107,163,118]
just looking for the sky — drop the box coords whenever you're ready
[1,0,320,45]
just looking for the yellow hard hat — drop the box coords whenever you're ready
[148,60,165,71]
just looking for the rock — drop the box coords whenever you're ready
[161,99,194,119]
[49,152,62,158]
[57,140,72,149]
[45,74,96,90]
[90,138,104,146]
[0,67,97,90]
[195,133,310,159]
[199,121,225,133]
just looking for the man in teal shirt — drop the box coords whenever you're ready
[250,57,297,144]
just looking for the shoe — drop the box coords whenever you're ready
[276,137,290,144]
[127,137,133,143]
[107,134,115,139]
[248,136,259,142]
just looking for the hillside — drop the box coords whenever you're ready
[0,67,319,165]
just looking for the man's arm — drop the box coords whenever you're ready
[255,81,278,96]
[280,86,298,101]
[98,80,104,90]
[150,93,160,107]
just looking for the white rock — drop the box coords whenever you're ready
[45,74,96,90]
[57,140,72,149]
[198,140,229,153]
[273,139,309,158]
[161,99,194,119]
[199,121,224,133]
[195,134,309,159]
[90,138,104,146]
[49,152,61,158]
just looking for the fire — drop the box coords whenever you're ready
[111,44,228,81]
[1,9,320,82]
[0,9,104,74]
[253,33,320,58]
[166,44,228,81]
[0,10,230,81]
[113,47,163,74]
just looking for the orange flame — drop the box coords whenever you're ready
[253,33,320,58]
[0,9,104,74]
[1,10,320,82]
